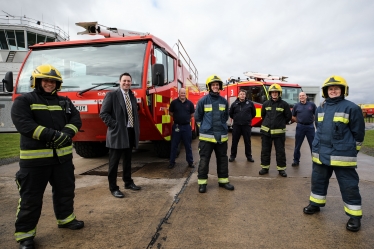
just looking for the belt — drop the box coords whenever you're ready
[298,122,313,125]
[175,123,190,125]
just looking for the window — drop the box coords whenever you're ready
[15,31,26,50]
[0,30,9,50]
[46,36,55,42]
[36,34,46,43]
[154,47,175,84]
[6,30,17,50]
[16,42,147,93]
[27,32,37,47]
[167,56,174,83]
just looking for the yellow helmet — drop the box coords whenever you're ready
[322,75,348,98]
[205,75,223,91]
[30,64,63,90]
[268,83,282,97]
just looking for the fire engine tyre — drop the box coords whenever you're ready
[153,141,172,158]
[74,141,109,158]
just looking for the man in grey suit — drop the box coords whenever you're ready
[100,72,141,198]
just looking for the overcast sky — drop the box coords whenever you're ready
[4,0,374,104]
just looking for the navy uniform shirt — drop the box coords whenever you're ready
[169,98,195,125]
[292,101,317,125]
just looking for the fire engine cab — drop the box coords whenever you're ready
[206,71,303,128]
[3,21,200,158]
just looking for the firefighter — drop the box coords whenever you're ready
[259,83,292,177]
[303,76,365,232]
[195,75,234,193]
[11,64,84,249]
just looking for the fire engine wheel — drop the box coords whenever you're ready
[74,141,109,158]
[153,141,171,158]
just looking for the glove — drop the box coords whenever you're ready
[47,131,72,149]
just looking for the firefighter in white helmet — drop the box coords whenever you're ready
[11,64,84,249]
[194,75,234,193]
[259,83,292,177]
[303,76,365,232]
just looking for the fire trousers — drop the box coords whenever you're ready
[197,140,229,184]
[260,134,286,171]
[230,124,252,159]
[15,160,75,241]
[309,162,362,218]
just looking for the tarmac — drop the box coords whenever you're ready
[1,123,374,249]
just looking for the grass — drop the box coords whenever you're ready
[0,130,373,160]
[363,130,374,148]
[0,133,20,159]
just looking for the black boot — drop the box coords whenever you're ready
[19,239,34,249]
[218,182,234,190]
[199,184,207,193]
[346,218,361,232]
[278,170,287,177]
[58,219,84,230]
[259,168,269,175]
[303,204,320,214]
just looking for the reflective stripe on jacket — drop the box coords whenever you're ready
[195,92,229,143]
[260,97,292,137]
[312,97,365,167]
[11,91,81,167]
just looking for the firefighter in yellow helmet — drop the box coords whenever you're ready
[303,76,365,232]
[194,75,234,193]
[259,83,292,177]
[11,64,84,248]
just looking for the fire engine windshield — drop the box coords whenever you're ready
[16,42,147,93]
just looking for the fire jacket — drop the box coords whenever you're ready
[312,96,365,167]
[195,92,229,143]
[260,97,292,137]
[11,90,81,167]
[229,98,256,126]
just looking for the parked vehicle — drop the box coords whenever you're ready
[3,21,199,158]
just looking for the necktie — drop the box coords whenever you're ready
[124,92,134,127]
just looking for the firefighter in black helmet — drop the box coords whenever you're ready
[11,64,84,249]
[259,83,292,177]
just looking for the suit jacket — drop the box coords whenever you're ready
[100,88,140,149]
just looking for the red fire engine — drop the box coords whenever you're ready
[3,22,199,158]
[200,72,303,128]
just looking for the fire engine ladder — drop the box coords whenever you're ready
[243,71,288,82]
[75,21,149,38]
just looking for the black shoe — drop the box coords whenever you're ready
[125,183,141,191]
[218,183,235,191]
[247,157,255,162]
[168,164,175,169]
[292,162,299,167]
[346,218,361,232]
[259,168,269,175]
[303,204,320,214]
[19,239,34,249]
[188,163,195,168]
[199,184,207,193]
[58,219,84,230]
[229,157,235,162]
[111,190,125,198]
[279,170,287,177]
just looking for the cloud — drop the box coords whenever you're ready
[4,0,374,104]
